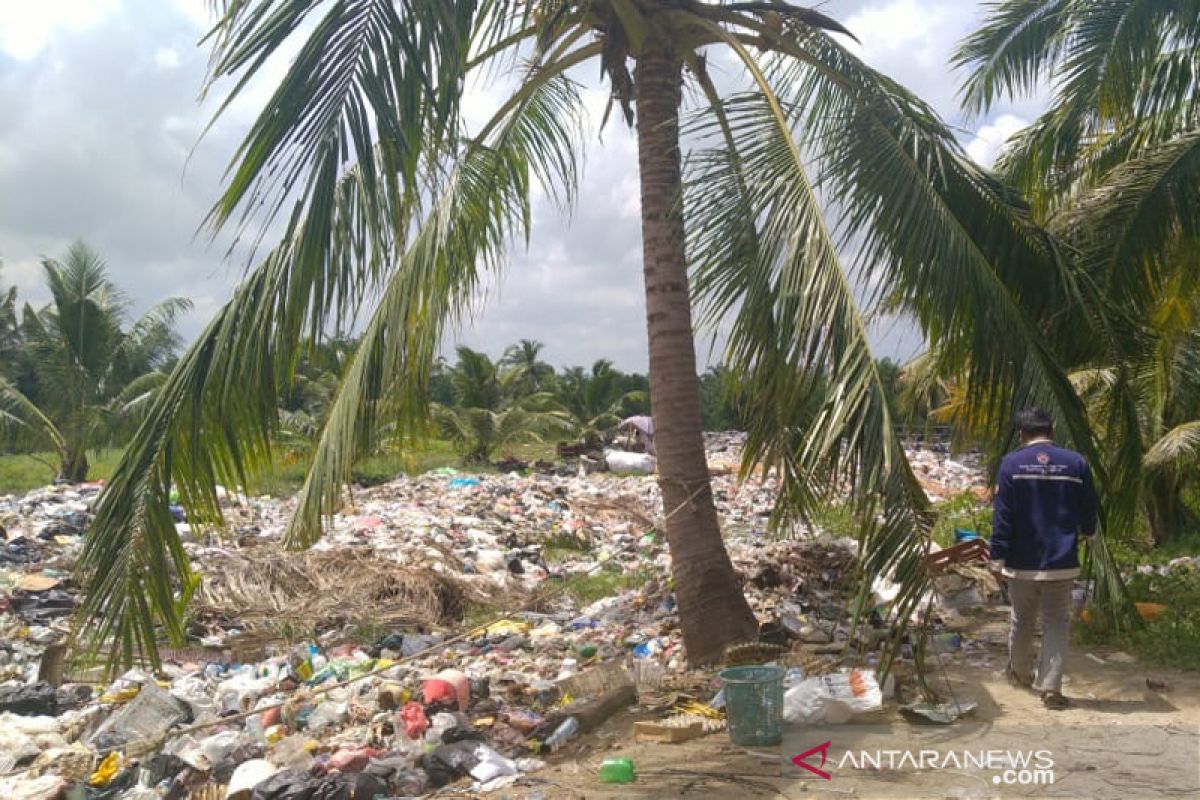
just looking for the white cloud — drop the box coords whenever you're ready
[966,113,1028,167]
[169,0,213,32]
[841,0,981,117]
[154,47,181,69]
[0,0,121,60]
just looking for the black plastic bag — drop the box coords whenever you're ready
[422,741,481,788]
[0,680,56,715]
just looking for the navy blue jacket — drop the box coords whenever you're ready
[990,441,1098,580]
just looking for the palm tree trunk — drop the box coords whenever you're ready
[1145,476,1192,544]
[634,48,759,664]
[60,449,88,483]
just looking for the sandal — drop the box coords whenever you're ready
[1041,691,1069,710]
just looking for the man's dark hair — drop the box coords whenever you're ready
[1016,407,1054,437]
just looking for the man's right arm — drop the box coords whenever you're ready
[990,461,1013,568]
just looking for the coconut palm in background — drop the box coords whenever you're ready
[0,271,18,364]
[501,339,556,396]
[79,0,1119,668]
[0,243,190,481]
[955,0,1200,544]
[555,359,646,446]
[432,345,572,463]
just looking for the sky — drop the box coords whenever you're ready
[0,0,1047,372]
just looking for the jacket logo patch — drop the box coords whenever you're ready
[1036,452,1050,465]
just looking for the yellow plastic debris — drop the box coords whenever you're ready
[99,685,140,704]
[671,701,724,720]
[89,752,123,787]
[480,619,530,637]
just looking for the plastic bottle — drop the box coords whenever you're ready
[245,713,265,744]
[599,757,635,783]
[544,717,580,752]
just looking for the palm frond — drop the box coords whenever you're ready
[1144,421,1200,474]
[202,0,477,250]
[76,2,585,668]
[953,0,1072,116]
[684,41,932,673]
[1050,130,1200,312]
[75,147,424,670]
[284,70,583,547]
[0,377,65,455]
[735,24,1136,628]
[769,30,1100,468]
[960,0,1200,205]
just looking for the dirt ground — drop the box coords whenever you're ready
[479,608,1200,800]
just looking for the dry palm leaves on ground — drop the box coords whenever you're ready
[191,548,483,637]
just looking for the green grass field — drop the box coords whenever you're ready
[0,448,127,495]
[0,439,559,497]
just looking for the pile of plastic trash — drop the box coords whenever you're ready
[0,436,998,797]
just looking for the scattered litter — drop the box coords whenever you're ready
[783,670,883,724]
[0,437,1073,796]
[900,698,978,725]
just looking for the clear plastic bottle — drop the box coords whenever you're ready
[544,716,580,751]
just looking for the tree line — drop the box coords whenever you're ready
[1,249,760,477]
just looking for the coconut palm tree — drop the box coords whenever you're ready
[555,359,646,446]
[0,269,18,368]
[956,1,1200,544]
[501,339,556,397]
[0,243,190,481]
[79,1,1109,669]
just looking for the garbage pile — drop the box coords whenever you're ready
[0,437,998,797]
[905,448,988,501]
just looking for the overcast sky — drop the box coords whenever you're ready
[0,1,1046,372]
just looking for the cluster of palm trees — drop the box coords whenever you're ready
[72,1,1200,670]
[428,341,648,464]
[0,243,189,482]
[273,336,747,465]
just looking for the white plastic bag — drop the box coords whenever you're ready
[470,744,518,782]
[783,670,882,724]
[604,450,656,474]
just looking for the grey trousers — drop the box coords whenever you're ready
[1007,578,1073,694]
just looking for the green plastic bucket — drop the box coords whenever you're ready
[719,665,785,746]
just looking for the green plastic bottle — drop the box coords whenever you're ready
[599,757,635,784]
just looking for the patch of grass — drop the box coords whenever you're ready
[807,502,862,540]
[0,448,125,494]
[250,442,464,496]
[1078,563,1200,670]
[0,437,567,497]
[931,490,991,548]
[541,533,591,564]
[558,568,648,606]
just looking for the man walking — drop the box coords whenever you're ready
[990,408,1098,710]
